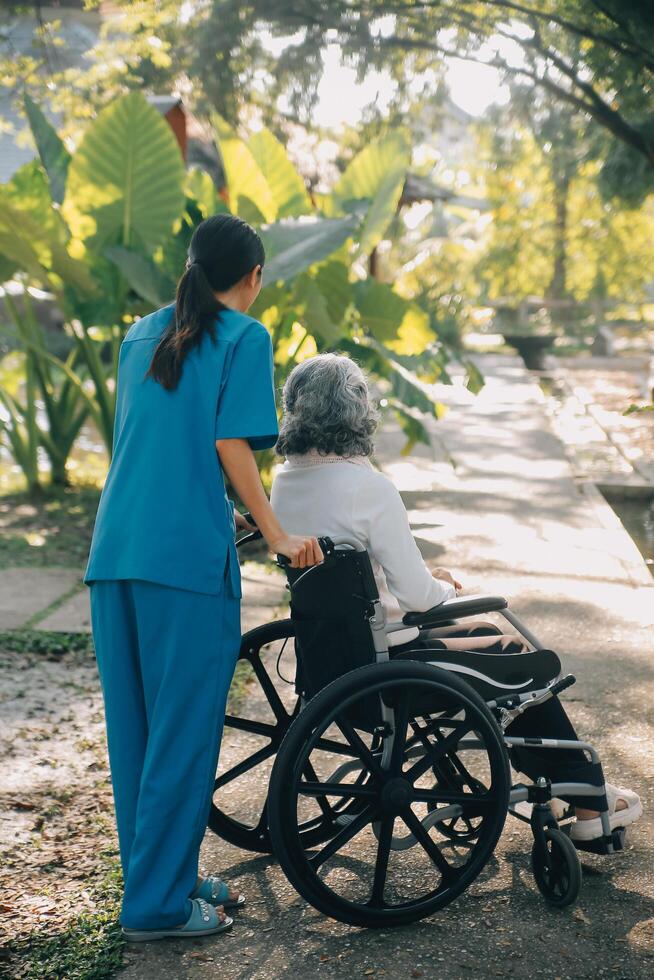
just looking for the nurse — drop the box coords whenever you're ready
[84,214,323,941]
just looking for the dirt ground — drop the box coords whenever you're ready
[0,641,119,955]
[2,627,654,980]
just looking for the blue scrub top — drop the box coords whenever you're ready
[83,304,278,598]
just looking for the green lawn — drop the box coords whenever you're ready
[0,486,100,569]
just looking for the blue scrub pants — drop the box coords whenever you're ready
[89,578,240,929]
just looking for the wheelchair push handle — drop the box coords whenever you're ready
[235,512,263,549]
[549,673,576,697]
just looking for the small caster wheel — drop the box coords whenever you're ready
[531,828,582,908]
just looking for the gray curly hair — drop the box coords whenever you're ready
[276,354,379,457]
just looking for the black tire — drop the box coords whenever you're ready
[268,660,510,928]
[208,619,366,853]
[531,828,582,908]
[208,620,296,853]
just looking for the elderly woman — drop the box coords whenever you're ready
[270,353,642,844]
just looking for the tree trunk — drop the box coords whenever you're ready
[546,171,570,302]
[369,247,379,280]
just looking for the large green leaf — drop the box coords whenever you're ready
[339,338,441,418]
[292,275,342,347]
[23,94,71,205]
[387,399,433,454]
[248,129,312,218]
[357,166,408,256]
[326,131,411,254]
[105,246,176,307]
[330,131,410,207]
[63,92,185,250]
[0,197,97,297]
[260,214,359,284]
[353,278,409,342]
[314,260,353,325]
[185,167,229,219]
[2,161,71,245]
[64,253,126,327]
[0,253,17,284]
[212,114,277,223]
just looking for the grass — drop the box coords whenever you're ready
[0,629,94,657]
[1,857,125,980]
[0,485,100,569]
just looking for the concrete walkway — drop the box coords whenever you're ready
[3,353,653,977]
[0,546,285,635]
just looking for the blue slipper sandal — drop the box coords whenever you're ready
[191,875,246,910]
[121,898,232,942]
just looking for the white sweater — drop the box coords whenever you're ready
[270,452,455,646]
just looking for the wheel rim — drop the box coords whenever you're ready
[542,841,570,897]
[270,665,509,925]
[208,622,296,849]
[208,622,371,850]
[413,716,487,842]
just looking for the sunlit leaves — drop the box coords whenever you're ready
[104,246,175,307]
[291,274,342,347]
[63,92,186,250]
[248,128,313,218]
[23,94,71,205]
[325,131,411,255]
[212,114,277,223]
[260,214,359,283]
[0,196,96,298]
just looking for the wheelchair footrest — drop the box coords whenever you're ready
[567,827,626,855]
[510,800,574,826]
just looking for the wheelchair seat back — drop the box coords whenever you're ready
[284,542,380,701]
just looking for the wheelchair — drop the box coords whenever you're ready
[208,529,626,928]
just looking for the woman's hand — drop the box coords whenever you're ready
[216,440,322,568]
[270,533,324,568]
[234,510,256,533]
[432,567,462,591]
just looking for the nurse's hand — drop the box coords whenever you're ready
[234,510,256,533]
[271,534,324,568]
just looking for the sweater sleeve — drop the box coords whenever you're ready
[355,472,455,613]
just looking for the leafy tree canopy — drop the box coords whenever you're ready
[2,2,653,203]
[201,0,654,206]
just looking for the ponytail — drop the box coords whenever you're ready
[146,213,265,391]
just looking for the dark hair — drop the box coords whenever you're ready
[146,213,265,390]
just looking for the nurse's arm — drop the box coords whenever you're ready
[215,438,323,568]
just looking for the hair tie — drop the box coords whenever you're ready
[186,257,201,271]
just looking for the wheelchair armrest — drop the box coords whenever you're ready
[402,594,508,627]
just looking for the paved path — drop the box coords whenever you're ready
[0,555,286,635]
[115,354,654,980]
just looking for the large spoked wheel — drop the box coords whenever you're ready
[208,620,366,853]
[208,619,297,853]
[531,829,582,908]
[268,660,511,928]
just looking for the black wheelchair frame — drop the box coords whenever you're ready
[207,528,625,928]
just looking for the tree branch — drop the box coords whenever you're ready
[367,31,654,163]
[481,0,654,64]
[523,25,654,161]
[356,1,654,66]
